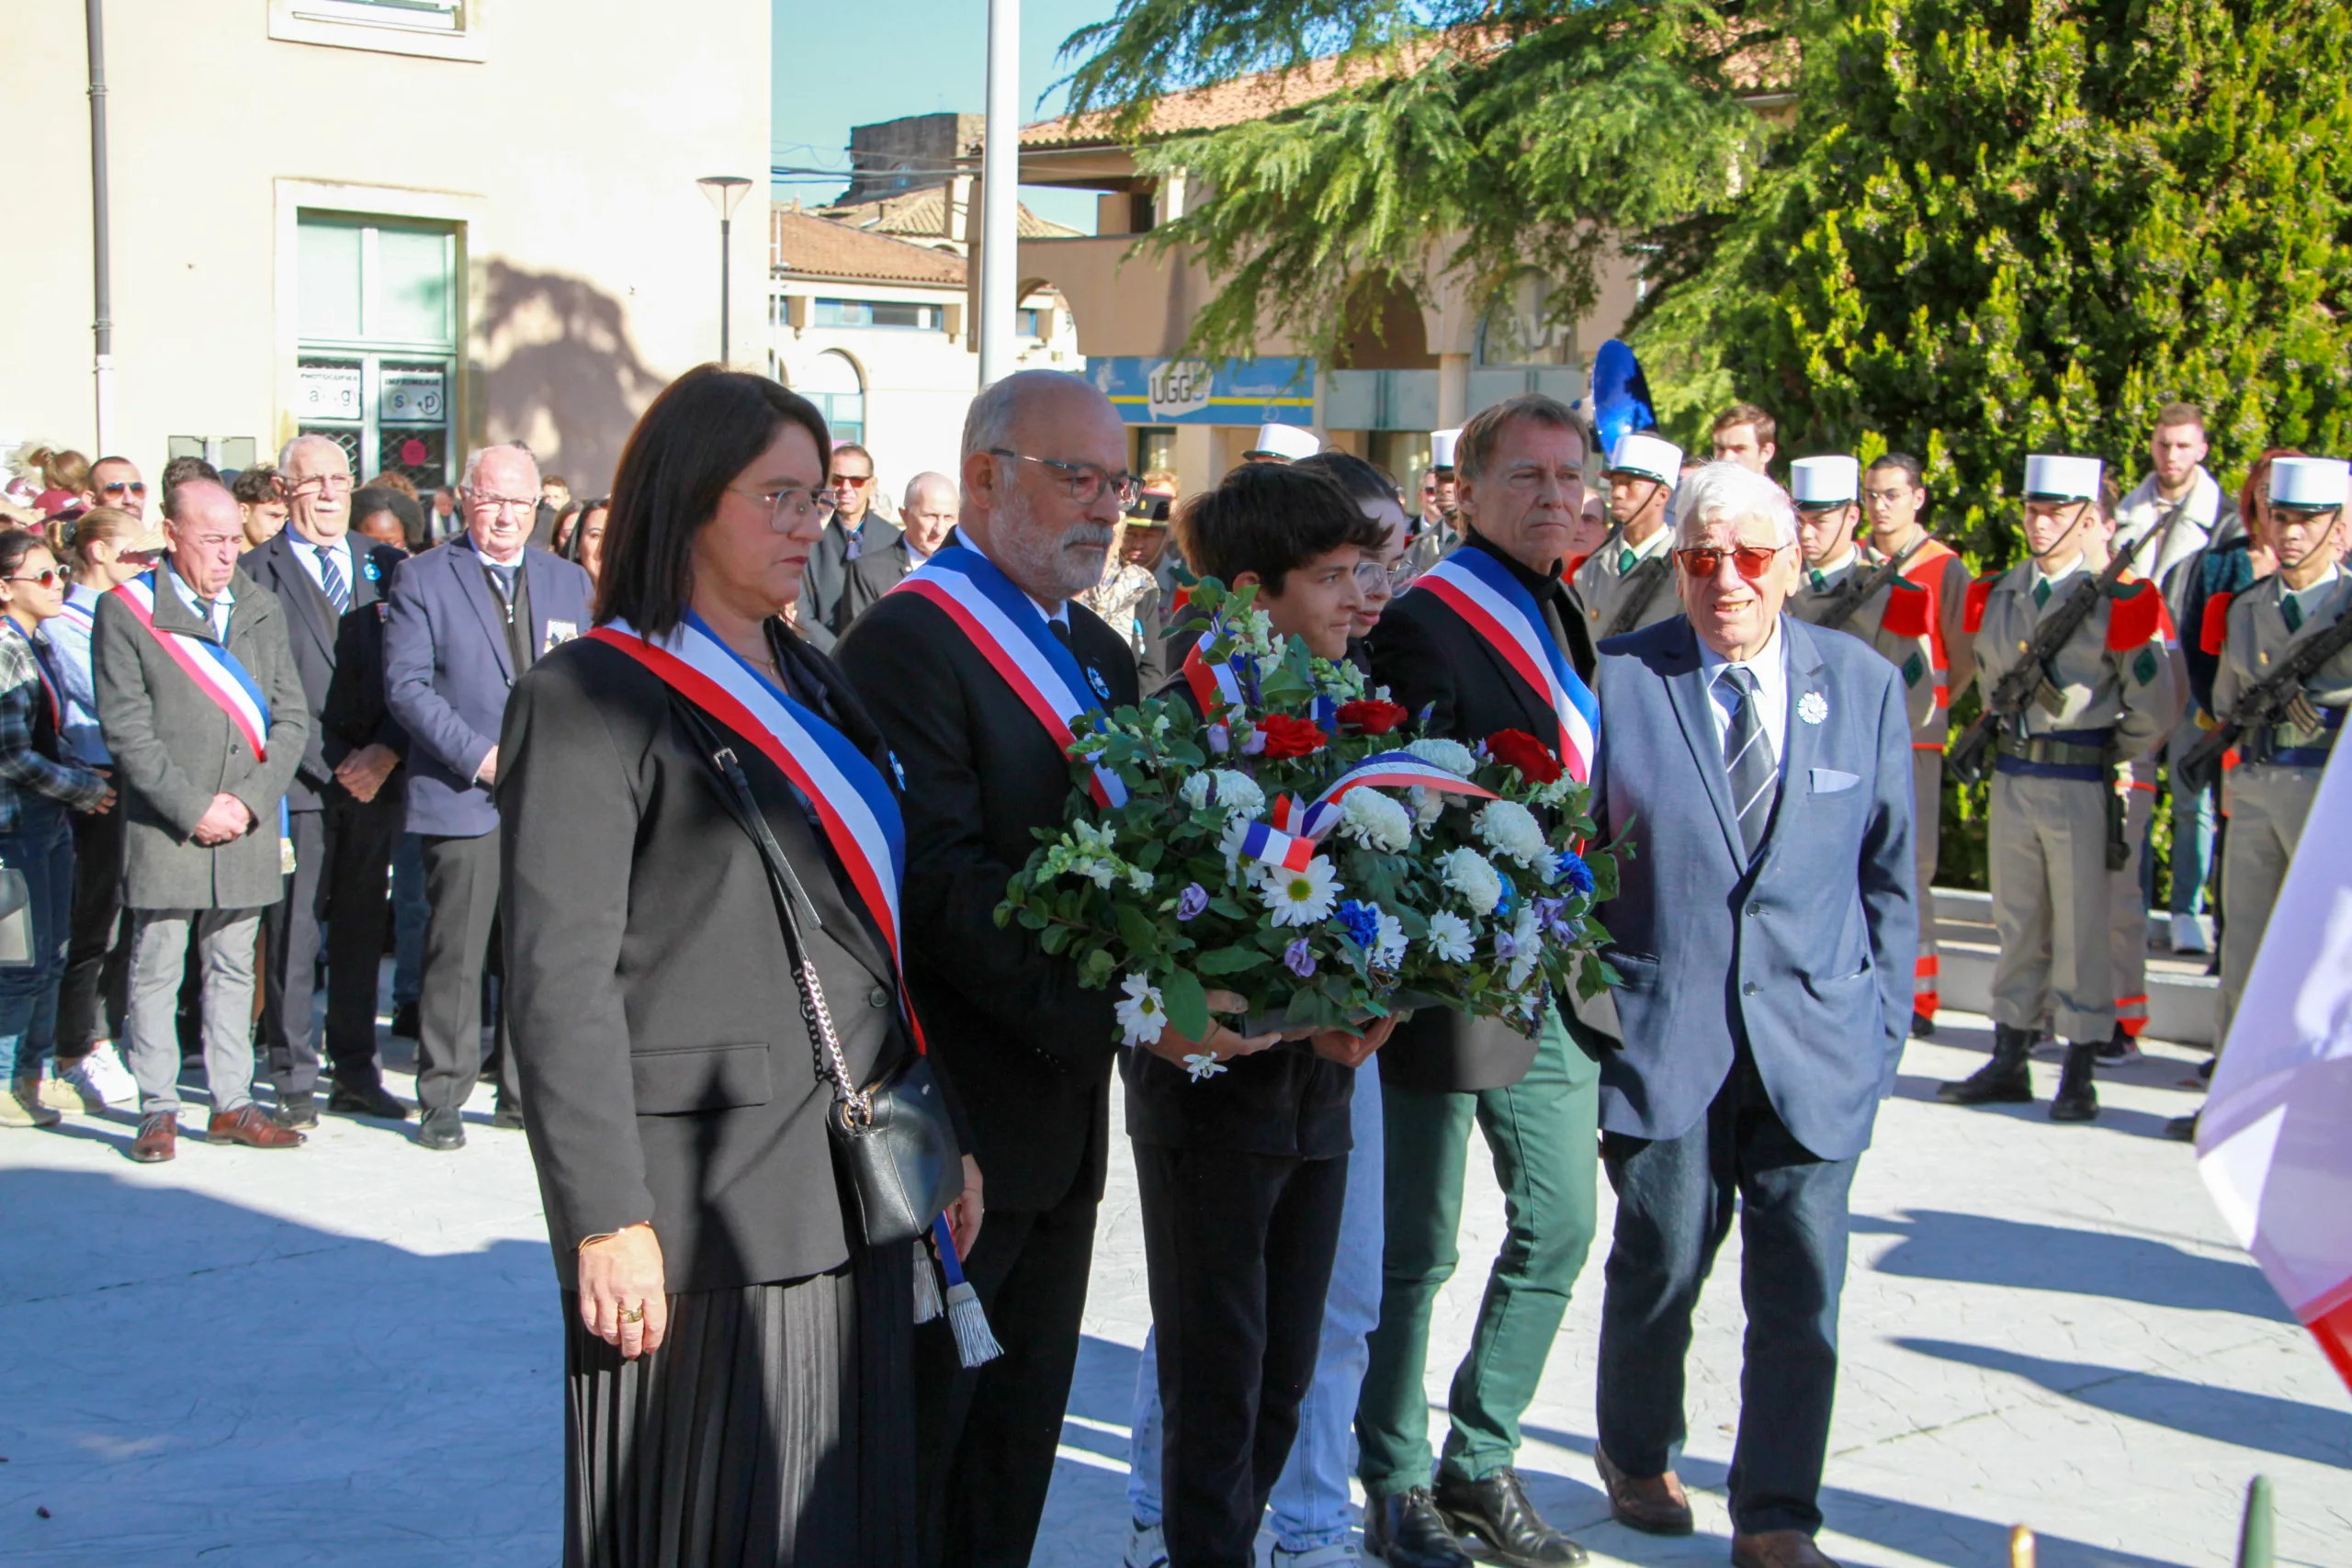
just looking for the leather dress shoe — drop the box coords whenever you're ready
[1433,1467,1586,1566]
[490,1098,525,1131]
[1592,1446,1692,1537]
[207,1106,304,1149]
[1363,1487,1474,1568]
[329,1080,411,1121]
[1731,1529,1840,1568]
[390,1001,420,1040]
[131,1111,178,1163]
[416,1107,466,1151]
[273,1091,319,1130]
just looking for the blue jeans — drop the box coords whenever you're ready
[391,831,428,1009]
[3,797,78,1082]
[2166,754,2217,916]
[1127,1058,1387,1551]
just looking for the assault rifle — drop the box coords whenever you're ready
[1947,530,2143,786]
[1815,536,1928,635]
[2177,606,2352,791]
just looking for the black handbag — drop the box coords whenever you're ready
[681,705,964,1249]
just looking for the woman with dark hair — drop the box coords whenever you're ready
[0,531,117,1128]
[499,365,980,1565]
[562,498,609,583]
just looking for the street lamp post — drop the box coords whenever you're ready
[697,175,753,365]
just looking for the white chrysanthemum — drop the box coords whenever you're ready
[1338,788,1414,852]
[1181,768,1266,818]
[1426,910,1476,964]
[1257,854,1342,927]
[1373,907,1408,968]
[1474,799,1552,870]
[1114,973,1167,1047]
[1407,738,1479,777]
[1407,785,1445,825]
[1507,905,1544,988]
[1439,847,1505,915]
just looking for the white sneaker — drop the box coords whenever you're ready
[53,1048,136,1111]
[1122,1521,1169,1568]
[1272,1544,1361,1567]
[2172,913,2211,954]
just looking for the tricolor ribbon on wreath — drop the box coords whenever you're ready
[1229,751,1500,874]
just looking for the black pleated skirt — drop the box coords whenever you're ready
[563,1241,916,1568]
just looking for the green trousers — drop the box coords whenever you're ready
[1355,1009,1600,1496]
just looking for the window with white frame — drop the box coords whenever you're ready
[813,298,943,332]
[295,214,459,488]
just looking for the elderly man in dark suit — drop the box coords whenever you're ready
[95,478,310,1164]
[385,442,594,1153]
[245,436,410,1128]
[1587,461,1917,1568]
[840,469,958,630]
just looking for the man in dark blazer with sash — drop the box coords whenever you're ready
[1361,394,1604,1568]
[384,443,594,1152]
[1586,461,1914,1568]
[246,436,410,1127]
[95,478,310,1163]
[841,371,1249,1568]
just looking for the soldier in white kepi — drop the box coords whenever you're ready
[2169,456,2352,1140]
[1939,454,2178,1123]
[1574,431,1684,641]
[1245,423,1322,464]
[1399,427,1465,580]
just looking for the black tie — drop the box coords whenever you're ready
[1719,665,1779,861]
[316,545,350,614]
[1048,618,1073,649]
[487,564,517,621]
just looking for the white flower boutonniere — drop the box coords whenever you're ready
[1798,691,1829,726]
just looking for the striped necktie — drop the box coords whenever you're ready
[1718,664,1779,861]
[315,544,350,614]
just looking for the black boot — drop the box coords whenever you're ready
[2049,1040,2100,1122]
[1364,1488,1475,1568]
[1432,1468,1588,1566]
[2096,1023,2139,1064]
[1937,1022,2034,1105]
[1910,1009,1937,1039]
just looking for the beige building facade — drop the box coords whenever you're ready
[3,0,771,497]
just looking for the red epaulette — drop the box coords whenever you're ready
[1879,579,1932,639]
[1962,576,1996,636]
[1564,554,1590,580]
[2105,578,2164,650]
[1170,585,1193,614]
[2200,592,2236,656]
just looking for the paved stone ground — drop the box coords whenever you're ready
[1,1011,2342,1566]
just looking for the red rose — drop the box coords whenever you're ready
[1337,698,1409,735]
[1258,714,1329,761]
[1487,728,1564,784]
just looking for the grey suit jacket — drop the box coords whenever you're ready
[94,567,310,910]
[1591,614,1917,1162]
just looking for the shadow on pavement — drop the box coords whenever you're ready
[1853,1209,2287,1319]
[1899,1337,2352,1469]
[1886,1076,2188,1140]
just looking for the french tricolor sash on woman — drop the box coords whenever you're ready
[587,614,922,1042]
[1410,550,1600,782]
[889,544,1129,807]
[110,571,273,758]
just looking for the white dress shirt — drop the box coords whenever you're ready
[290,530,355,606]
[165,562,233,638]
[1699,618,1792,765]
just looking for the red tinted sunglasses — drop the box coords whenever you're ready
[1674,544,1784,581]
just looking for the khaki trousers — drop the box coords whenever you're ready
[2216,764,2321,1045]
[2109,775,2154,1037]
[1911,748,1943,1017]
[1989,770,2113,1042]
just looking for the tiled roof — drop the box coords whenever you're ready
[769,209,965,286]
[819,187,1080,242]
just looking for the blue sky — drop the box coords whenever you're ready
[770,0,1125,233]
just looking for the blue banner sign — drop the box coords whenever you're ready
[1087,355,1317,426]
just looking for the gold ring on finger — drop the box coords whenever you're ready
[617,1303,645,1325]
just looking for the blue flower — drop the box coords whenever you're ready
[1557,851,1596,897]
[1334,899,1381,950]
[1493,931,1519,964]
[1532,897,1573,942]
[1283,937,1317,978]
[1493,872,1518,920]
[1205,722,1230,755]
[1176,883,1209,921]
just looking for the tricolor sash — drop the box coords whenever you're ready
[110,572,273,759]
[1182,628,1249,715]
[1235,752,1498,873]
[891,544,1129,807]
[1411,550,1600,782]
[587,614,919,1043]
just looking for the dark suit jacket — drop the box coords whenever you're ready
[243,529,408,810]
[384,537,594,838]
[501,628,922,1291]
[1591,615,1916,1162]
[840,533,916,630]
[836,569,1138,1213]
[1366,531,1601,1091]
[796,513,902,652]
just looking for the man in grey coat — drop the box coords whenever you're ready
[95,479,310,1164]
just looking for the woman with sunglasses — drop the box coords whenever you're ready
[0,531,118,1129]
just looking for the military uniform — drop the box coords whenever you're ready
[1577,431,1685,642]
[1787,557,1938,728]
[1864,535,1974,1024]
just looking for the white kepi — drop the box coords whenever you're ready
[2023,453,2102,502]
[1430,427,1464,471]
[2269,455,2352,510]
[1604,432,1682,487]
[1247,423,1321,462]
[1790,455,1860,510]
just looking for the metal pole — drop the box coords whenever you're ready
[85,0,114,453]
[719,214,732,364]
[978,0,1019,385]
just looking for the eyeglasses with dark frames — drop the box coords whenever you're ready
[989,449,1140,508]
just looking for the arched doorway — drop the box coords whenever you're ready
[803,349,865,446]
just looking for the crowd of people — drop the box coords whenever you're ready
[0,369,2323,1568]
